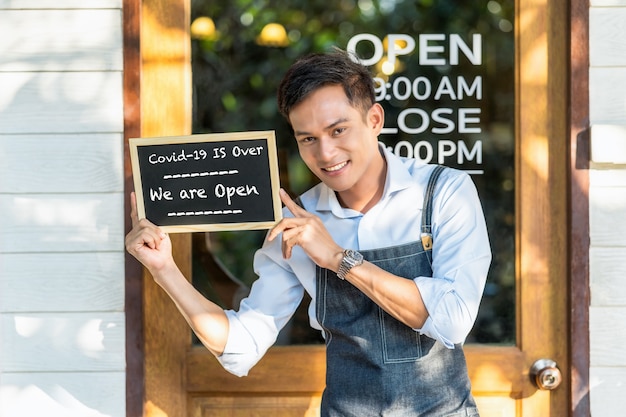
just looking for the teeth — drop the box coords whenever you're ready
[324,161,347,172]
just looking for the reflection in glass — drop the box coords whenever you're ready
[191,0,515,345]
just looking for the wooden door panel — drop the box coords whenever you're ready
[187,346,526,397]
[186,346,326,394]
[473,399,517,417]
[191,397,321,417]
[186,345,527,417]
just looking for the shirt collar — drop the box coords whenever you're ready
[381,143,415,195]
[315,143,414,215]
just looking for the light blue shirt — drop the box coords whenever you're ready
[218,145,491,377]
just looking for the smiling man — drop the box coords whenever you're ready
[126,50,491,416]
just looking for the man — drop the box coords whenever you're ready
[126,50,490,416]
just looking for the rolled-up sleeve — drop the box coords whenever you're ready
[414,171,492,347]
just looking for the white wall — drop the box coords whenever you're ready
[589,0,626,416]
[0,1,126,416]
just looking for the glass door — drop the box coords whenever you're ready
[190,0,515,351]
[136,0,571,415]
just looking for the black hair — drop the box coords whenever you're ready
[277,49,375,121]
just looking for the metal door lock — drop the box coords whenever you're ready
[530,359,562,390]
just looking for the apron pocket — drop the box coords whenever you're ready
[379,308,435,363]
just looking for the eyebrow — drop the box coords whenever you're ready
[294,117,350,137]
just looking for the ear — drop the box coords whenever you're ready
[367,103,385,135]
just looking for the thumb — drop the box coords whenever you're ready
[130,192,140,227]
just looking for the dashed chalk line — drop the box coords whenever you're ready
[167,209,243,217]
[163,169,239,180]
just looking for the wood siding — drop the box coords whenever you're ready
[589,0,626,416]
[0,1,125,416]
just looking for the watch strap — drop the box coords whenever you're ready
[337,249,363,280]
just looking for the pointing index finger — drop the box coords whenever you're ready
[267,189,305,243]
[279,188,308,218]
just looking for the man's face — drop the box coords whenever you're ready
[288,85,384,197]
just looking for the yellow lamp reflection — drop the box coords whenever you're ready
[375,58,405,77]
[256,23,289,47]
[191,16,217,40]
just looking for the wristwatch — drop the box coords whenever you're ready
[337,249,364,280]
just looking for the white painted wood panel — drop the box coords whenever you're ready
[589,0,626,406]
[590,367,626,417]
[0,71,123,134]
[590,168,626,187]
[590,8,626,66]
[590,186,626,246]
[0,0,121,8]
[590,68,626,123]
[0,371,125,417]
[590,124,626,165]
[0,4,126,417]
[1,312,125,372]
[589,7,626,67]
[591,0,626,6]
[590,306,626,366]
[0,252,124,313]
[590,247,626,306]
[0,9,122,72]
[0,134,123,193]
[0,193,123,253]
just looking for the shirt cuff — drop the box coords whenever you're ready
[413,276,455,349]
[417,316,455,349]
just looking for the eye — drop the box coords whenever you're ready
[332,127,346,136]
[298,136,316,144]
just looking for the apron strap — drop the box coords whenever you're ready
[421,165,446,251]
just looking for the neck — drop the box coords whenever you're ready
[337,154,387,214]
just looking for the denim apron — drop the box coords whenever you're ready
[315,166,479,416]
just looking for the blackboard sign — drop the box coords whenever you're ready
[129,131,282,232]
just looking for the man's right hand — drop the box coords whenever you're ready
[125,192,174,274]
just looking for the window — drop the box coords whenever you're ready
[191,0,515,344]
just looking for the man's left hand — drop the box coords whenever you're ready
[268,189,344,271]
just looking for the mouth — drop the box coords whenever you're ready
[322,161,348,173]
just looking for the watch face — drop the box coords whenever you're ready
[338,249,364,280]
[346,249,363,265]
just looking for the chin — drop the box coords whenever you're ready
[325,181,353,193]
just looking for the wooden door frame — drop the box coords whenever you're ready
[568,0,591,415]
[123,0,143,416]
[123,0,194,416]
[122,0,591,415]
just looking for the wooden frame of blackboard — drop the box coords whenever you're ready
[129,131,282,233]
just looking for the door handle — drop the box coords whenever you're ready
[530,359,562,390]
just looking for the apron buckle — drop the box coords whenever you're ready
[421,233,433,250]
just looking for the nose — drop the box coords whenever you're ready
[316,136,336,161]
